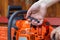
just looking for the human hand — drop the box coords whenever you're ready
[26,1,45,26]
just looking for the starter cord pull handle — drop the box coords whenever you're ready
[28,16,40,23]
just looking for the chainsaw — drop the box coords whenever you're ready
[8,10,53,40]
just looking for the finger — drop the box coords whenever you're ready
[27,19,31,22]
[34,21,37,24]
[31,20,35,25]
[31,20,37,25]
[32,20,35,23]
[37,22,41,25]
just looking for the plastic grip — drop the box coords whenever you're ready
[28,16,40,23]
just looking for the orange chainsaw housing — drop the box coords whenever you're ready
[15,19,54,40]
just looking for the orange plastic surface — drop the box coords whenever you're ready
[0,26,15,40]
[16,20,54,40]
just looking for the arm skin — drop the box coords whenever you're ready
[39,0,60,7]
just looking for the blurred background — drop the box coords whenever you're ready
[0,0,60,26]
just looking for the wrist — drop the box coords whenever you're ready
[38,0,47,7]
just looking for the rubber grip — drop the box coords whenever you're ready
[28,16,40,23]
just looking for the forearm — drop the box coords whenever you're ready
[46,0,60,7]
[38,0,60,7]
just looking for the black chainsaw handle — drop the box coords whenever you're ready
[8,10,27,40]
[28,16,40,23]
